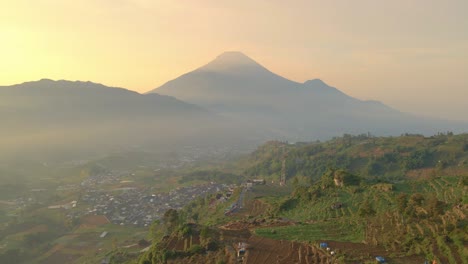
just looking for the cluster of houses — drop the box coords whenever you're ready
[80,171,130,187]
[209,185,236,209]
[48,200,77,209]
[81,183,229,227]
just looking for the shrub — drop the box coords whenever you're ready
[179,224,192,237]
[188,244,204,255]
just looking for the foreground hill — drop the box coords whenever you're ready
[0,79,249,161]
[133,165,468,264]
[240,133,468,183]
[137,175,466,263]
[130,134,467,263]
[151,52,467,140]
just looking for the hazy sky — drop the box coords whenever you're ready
[1,0,467,121]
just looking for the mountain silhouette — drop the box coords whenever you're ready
[0,79,247,160]
[150,52,466,140]
[2,53,466,160]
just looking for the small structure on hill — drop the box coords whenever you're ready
[247,179,266,185]
[319,242,328,248]
[236,242,249,262]
[332,170,361,187]
[253,179,266,185]
[331,202,343,209]
[333,177,344,187]
[375,256,386,263]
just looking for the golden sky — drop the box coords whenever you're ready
[1,0,467,121]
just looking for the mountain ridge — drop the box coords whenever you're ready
[2,53,467,160]
[0,79,252,161]
[150,52,467,140]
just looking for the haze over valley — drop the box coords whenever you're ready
[1,51,467,264]
[1,52,466,162]
[1,1,467,264]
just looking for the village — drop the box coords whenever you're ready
[80,182,232,227]
[2,154,265,235]
[7,170,262,229]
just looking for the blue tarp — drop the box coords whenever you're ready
[319,242,328,248]
[375,256,386,263]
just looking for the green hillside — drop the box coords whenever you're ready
[130,133,467,264]
[256,171,467,262]
[241,133,468,183]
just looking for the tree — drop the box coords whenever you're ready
[179,224,192,237]
[396,193,408,212]
[188,244,204,254]
[163,209,179,233]
[291,177,299,188]
[463,141,468,152]
[200,226,210,241]
[149,219,162,240]
[358,200,376,217]
[403,150,432,170]
[366,160,384,176]
[409,193,425,206]
[426,196,445,217]
[191,212,199,222]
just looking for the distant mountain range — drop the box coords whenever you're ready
[0,79,250,160]
[151,51,466,140]
[1,52,466,160]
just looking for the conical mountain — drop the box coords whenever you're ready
[151,52,365,108]
[150,52,467,140]
[198,51,268,73]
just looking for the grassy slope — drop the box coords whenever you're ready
[240,133,468,182]
[100,134,468,263]
[252,174,467,263]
